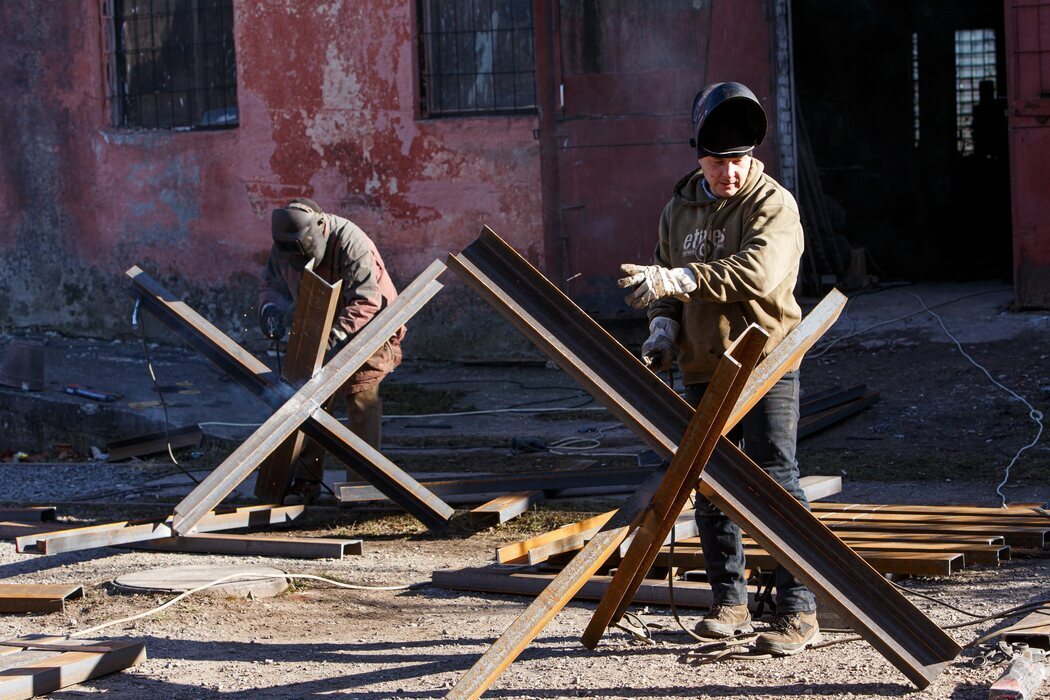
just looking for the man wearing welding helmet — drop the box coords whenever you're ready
[618,82,818,655]
[259,198,404,500]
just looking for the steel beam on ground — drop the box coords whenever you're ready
[0,585,84,613]
[819,520,1047,549]
[797,390,879,439]
[0,635,146,699]
[16,504,306,555]
[128,262,454,533]
[336,467,655,503]
[123,533,362,559]
[254,264,341,502]
[657,546,964,577]
[0,507,56,522]
[446,227,958,695]
[812,502,1050,518]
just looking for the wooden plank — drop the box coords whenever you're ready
[0,508,55,523]
[16,504,306,555]
[254,265,341,502]
[122,533,362,559]
[0,585,83,614]
[0,635,145,699]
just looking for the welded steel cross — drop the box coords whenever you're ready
[444,228,960,698]
[126,260,454,534]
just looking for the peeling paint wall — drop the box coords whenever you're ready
[0,1,542,345]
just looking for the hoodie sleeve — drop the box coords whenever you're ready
[647,201,685,323]
[685,189,804,303]
[332,225,383,341]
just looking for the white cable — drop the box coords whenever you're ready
[70,573,417,639]
[903,291,1045,507]
[808,287,1008,359]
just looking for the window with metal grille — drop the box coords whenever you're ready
[417,0,537,117]
[104,0,239,130]
[954,28,997,155]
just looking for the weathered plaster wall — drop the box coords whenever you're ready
[0,1,542,349]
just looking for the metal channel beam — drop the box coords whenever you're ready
[18,505,306,554]
[170,261,450,534]
[446,227,958,693]
[127,262,454,533]
[255,264,341,502]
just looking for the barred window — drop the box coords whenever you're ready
[417,0,537,117]
[105,0,239,130]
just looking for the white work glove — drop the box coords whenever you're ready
[618,264,697,309]
[641,317,679,372]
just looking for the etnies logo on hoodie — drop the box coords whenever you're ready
[683,227,725,262]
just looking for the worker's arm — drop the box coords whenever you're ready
[329,225,384,349]
[685,190,804,303]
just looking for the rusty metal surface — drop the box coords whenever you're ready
[128,261,454,534]
[447,228,959,691]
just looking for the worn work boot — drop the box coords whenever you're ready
[694,604,754,638]
[755,611,822,655]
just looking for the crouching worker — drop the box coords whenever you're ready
[618,82,819,655]
[259,198,404,503]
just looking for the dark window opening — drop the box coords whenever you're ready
[105,0,239,130]
[417,0,537,117]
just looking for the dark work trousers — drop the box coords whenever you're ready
[685,370,816,614]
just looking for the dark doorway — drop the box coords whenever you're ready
[792,1,1012,281]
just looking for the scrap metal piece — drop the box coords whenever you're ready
[446,227,959,695]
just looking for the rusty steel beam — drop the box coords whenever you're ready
[446,227,958,694]
[128,262,454,534]
[445,320,752,700]
[582,325,768,647]
[255,264,341,502]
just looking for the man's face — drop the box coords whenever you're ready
[699,154,752,198]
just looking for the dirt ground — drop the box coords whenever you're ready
[1,281,1048,698]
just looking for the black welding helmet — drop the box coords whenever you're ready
[271,198,327,265]
[690,82,767,158]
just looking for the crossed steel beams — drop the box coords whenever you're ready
[126,260,455,534]
[445,227,960,697]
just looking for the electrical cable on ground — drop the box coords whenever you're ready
[133,306,201,486]
[71,573,425,640]
[902,290,1045,506]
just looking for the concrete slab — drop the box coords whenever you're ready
[112,564,288,598]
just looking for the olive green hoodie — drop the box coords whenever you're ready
[649,157,804,384]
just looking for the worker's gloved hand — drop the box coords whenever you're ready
[618,264,697,309]
[641,316,679,372]
[260,306,285,341]
[327,326,349,353]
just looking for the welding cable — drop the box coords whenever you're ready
[902,290,1044,507]
[807,287,1009,359]
[135,313,201,486]
[69,573,426,640]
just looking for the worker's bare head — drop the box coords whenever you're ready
[271,198,326,267]
[690,82,766,197]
